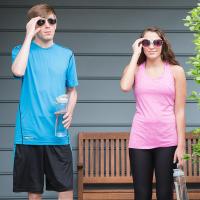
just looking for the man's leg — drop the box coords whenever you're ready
[45,145,73,197]
[58,191,73,200]
[28,193,42,200]
[13,145,44,195]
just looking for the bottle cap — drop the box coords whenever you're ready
[173,168,184,177]
[56,94,69,104]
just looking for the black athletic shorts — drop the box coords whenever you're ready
[13,144,73,193]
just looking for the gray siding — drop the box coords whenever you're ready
[0,0,199,199]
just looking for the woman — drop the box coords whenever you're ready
[120,27,186,200]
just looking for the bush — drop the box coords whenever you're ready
[183,3,200,161]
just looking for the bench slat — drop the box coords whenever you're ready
[193,139,197,177]
[85,139,89,178]
[106,139,109,177]
[83,189,200,200]
[116,139,120,177]
[121,139,125,176]
[111,139,115,176]
[126,139,131,177]
[101,139,104,177]
[95,139,100,177]
[188,139,192,177]
[90,139,94,177]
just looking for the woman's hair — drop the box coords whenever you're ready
[27,4,56,20]
[137,27,180,66]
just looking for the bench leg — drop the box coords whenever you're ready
[78,168,83,200]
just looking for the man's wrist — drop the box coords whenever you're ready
[67,108,74,115]
[25,34,33,42]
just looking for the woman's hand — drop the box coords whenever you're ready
[132,38,144,56]
[173,145,185,167]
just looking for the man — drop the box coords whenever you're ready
[11,4,78,200]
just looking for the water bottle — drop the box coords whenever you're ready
[55,94,69,137]
[173,167,189,200]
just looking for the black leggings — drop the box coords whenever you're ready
[129,146,176,200]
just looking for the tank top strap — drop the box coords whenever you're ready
[140,62,145,72]
[141,62,145,69]
[164,62,171,75]
[135,62,145,76]
[163,62,167,75]
[164,61,168,70]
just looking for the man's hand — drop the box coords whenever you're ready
[62,111,73,129]
[26,16,41,39]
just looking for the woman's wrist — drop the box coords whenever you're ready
[132,51,141,58]
[129,53,140,66]
[177,142,185,149]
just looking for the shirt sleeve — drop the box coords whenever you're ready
[12,45,21,63]
[11,45,22,79]
[65,53,78,88]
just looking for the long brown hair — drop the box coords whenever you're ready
[137,27,180,66]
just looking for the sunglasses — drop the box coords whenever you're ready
[37,18,57,26]
[141,39,163,47]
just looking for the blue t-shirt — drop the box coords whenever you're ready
[12,41,78,145]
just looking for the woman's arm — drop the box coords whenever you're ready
[120,38,143,92]
[172,65,187,166]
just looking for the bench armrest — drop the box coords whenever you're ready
[77,162,83,170]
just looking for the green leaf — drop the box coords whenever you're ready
[190,26,195,31]
[193,128,200,135]
[184,23,189,27]
[183,154,190,160]
[186,15,191,21]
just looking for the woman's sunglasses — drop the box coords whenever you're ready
[37,18,57,26]
[141,39,163,47]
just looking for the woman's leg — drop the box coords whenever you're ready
[129,148,154,200]
[154,146,176,200]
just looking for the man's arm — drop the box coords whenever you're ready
[63,87,77,128]
[11,17,41,77]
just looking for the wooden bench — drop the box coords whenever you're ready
[77,132,200,200]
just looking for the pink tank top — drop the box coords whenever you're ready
[129,62,178,149]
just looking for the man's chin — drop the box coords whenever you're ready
[43,36,54,42]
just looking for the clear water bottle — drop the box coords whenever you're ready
[55,94,69,137]
[173,167,189,200]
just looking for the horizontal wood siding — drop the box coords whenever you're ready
[0,0,199,199]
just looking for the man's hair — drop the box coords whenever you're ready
[27,4,56,20]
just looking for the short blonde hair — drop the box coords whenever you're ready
[27,4,56,20]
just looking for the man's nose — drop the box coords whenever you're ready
[45,21,51,27]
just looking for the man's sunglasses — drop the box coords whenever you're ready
[141,39,163,47]
[37,18,57,26]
